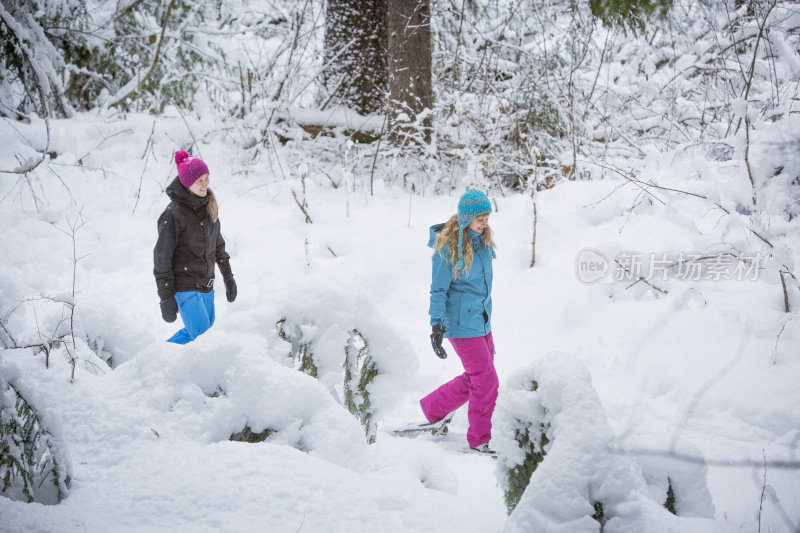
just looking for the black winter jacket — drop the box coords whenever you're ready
[153,177,232,300]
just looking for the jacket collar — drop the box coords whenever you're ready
[166,176,210,211]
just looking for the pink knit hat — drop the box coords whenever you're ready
[175,150,209,188]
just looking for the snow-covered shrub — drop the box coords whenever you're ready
[497,354,719,533]
[626,434,716,519]
[494,377,551,514]
[589,0,672,33]
[0,362,71,504]
[229,426,275,443]
[86,336,113,368]
[276,319,388,445]
[0,0,76,117]
[276,318,319,378]
[343,329,378,444]
[273,286,417,444]
[0,0,215,115]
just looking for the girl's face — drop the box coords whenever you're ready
[189,174,209,197]
[469,214,489,234]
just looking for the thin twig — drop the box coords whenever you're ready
[615,259,669,295]
[758,450,767,533]
[744,115,757,205]
[610,447,800,470]
[369,109,389,197]
[133,120,156,214]
[780,270,790,313]
[530,197,537,268]
[0,318,17,348]
[291,190,312,224]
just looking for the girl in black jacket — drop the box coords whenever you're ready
[153,151,237,344]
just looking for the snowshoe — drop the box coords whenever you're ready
[390,410,456,437]
[468,443,498,458]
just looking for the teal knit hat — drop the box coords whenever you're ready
[455,189,492,270]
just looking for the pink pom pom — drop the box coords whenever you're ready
[174,150,189,166]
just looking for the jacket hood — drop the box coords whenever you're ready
[166,176,210,210]
[428,223,445,248]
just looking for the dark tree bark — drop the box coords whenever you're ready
[387,0,433,143]
[322,0,388,115]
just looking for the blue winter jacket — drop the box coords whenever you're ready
[428,223,494,339]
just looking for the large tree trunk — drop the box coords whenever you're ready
[322,0,388,115]
[387,0,433,144]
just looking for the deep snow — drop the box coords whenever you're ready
[1,109,799,532]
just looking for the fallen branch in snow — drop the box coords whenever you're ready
[615,259,668,295]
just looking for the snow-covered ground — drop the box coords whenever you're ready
[1,110,799,532]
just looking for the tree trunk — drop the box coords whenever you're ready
[387,0,433,144]
[322,0,388,115]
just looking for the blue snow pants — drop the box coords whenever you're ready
[167,290,215,344]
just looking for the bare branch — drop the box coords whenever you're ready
[291,190,313,224]
[530,197,537,268]
[615,259,669,295]
[611,446,800,470]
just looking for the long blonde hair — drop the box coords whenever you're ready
[207,188,218,222]
[434,214,495,277]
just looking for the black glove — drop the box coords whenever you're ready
[430,324,447,359]
[160,298,178,323]
[224,277,237,303]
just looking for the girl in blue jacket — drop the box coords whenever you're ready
[419,189,498,456]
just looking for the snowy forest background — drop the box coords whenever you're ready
[1,0,800,531]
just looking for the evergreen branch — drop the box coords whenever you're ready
[106,0,178,108]
[0,4,52,175]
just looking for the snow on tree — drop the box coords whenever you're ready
[495,354,718,532]
[0,359,71,505]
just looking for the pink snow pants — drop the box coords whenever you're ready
[419,332,498,448]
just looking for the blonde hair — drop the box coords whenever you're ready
[207,188,218,222]
[434,214,495,277]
